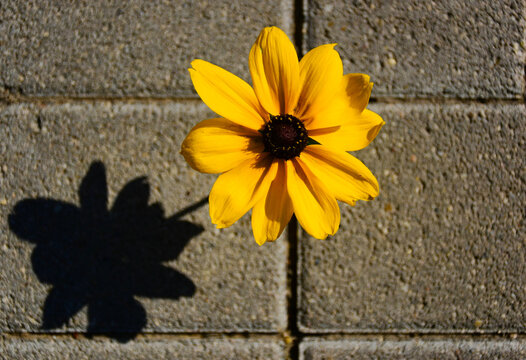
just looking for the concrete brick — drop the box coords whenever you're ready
[298,103,525,332]
[0,0,292,98]
[0,102,287,338]
[305,0,525,98]
[300,338,526,360]
[0,336,285,360]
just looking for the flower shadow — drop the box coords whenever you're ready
[8,161,206,342]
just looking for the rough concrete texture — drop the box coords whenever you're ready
[0,102,287,338]
[0,336,285,359]
[298,103,525,332]
[305,0,525,98]
[0,0,292,98]
[300,338,526,360]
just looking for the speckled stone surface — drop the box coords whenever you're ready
[0,102,287,337]
[1,336,285,360]
[298,103,526,333]
[1,0,525,357]
[300,338,526,360]
[0,0,292,98]
[305,0,525,98]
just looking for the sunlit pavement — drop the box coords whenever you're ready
[1,1,524,359]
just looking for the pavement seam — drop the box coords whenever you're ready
[2,332,524,341]
[285,1,307,358]
[286,217,301,360]
[0,332,285,340]
[0,96,524,106]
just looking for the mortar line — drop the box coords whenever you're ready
[286,216,300,359]
[286,0,306,359]
[0,331,283,338]
[0,96,203,105]
[2,331,524,341]
[0,96,523,106]
[369,97,524,105]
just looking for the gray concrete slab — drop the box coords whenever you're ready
[300,338,526,360]
[0,0,292,98]
[298,103,525,332]
[305,0,525,98]
[0,102,287,338]
[0,336,285,360]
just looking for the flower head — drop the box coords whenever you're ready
[181,26,384,245]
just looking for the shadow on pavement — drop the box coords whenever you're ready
[8,161,206,342]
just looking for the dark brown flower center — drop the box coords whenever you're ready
[260,114,308,159]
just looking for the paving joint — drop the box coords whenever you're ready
[0,95,204,106]
[286,1,306,356]
[286,217,301,360]
[0,332,286,341]
[0,95,524,107]
[2,331,523,346]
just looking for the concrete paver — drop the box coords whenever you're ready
[1,336,285,360]
[1,0,525,357]
[0,102,287,337]
[300,338,526,360]
[305,0,525,98]
[298,103,525,332]
[1,0,292,98]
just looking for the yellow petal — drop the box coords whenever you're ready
[301,145,379,206]
[295,44,343,126]
[189,59,266,130]
[309,109,385,151]
[180,118,264,174]
[251,160,293,245]
[286,158,340,239]
[249,27,300,115]
[343,73,373,114]
[305,73,374,130]
[209,155,278,228]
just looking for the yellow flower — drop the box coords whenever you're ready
[181,26,384,245]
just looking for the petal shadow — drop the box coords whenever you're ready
[8,161,205,342]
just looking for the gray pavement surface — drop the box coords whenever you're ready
[300,338,526,360]
[1,0,292,97]
[1,336,285,360]
[306,0,525,98]
[0,102,287,336]
[1,0,525,358]
[298,103,526,333]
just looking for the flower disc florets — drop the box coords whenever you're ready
[261,114,308,159]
